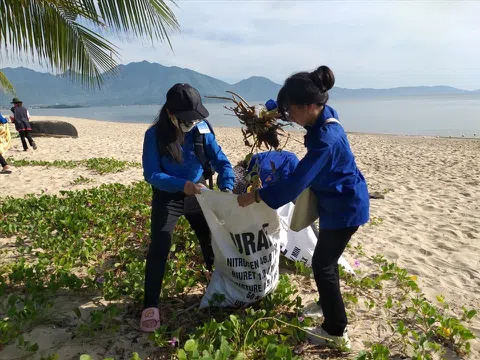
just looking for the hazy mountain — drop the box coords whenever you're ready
[330,85,471,98]
[1,61,478,107]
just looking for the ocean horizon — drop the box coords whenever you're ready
[2,96,479,138]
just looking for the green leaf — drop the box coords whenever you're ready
[355,352,367,360]
[459,329,475,340]
[467,309,477,319]
[28,343,39,352]
[385,296,393,309]
[0,71,15,95]
[80,355,93,360]
[184,339,198,352]
[219,339,231,359]
[177,349,187,360]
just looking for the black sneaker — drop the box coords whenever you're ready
[32,143,37,150]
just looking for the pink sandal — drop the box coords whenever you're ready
[140,307,160,332]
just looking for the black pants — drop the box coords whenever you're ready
[312,226,359,336]
[143,189,214,309]
[0,154,7,167]
[19,131,35,150]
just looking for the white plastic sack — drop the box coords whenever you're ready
[277,203,317,266]
[276,203,355,275]
[196,190,284,309]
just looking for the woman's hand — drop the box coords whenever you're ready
[184,181,204,195]
[237,192,256,207]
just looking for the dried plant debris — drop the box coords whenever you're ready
[205,91,287,150]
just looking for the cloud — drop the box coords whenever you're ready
[3,0,480,89]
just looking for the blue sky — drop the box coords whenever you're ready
[3,0,480,89]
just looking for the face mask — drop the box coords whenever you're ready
[180,122,197,132]
[168,111,199,132]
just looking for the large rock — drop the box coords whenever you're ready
[30,121,78,138]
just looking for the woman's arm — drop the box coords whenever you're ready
[142,129,188,192]
[204,133,235,191]
[258,144,331,209]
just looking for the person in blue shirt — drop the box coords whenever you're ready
[238,66,370,350]
[141,83,235,332]
[232,150,299,194]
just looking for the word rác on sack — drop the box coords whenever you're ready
[195,190,285,308]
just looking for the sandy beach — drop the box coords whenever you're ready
[1,115,479,359]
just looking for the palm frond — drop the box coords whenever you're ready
[0,71,15,95]
[95,0,179,47]
[1,1,120,89]
[0,0,179,88]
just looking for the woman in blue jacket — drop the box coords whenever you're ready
[238,66,370,350]
[141,83,235,332]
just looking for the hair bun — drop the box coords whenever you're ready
[309,65,335,92]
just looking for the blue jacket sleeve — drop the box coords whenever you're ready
[259,144,331,209]
[204,133,235,190]
[288,153,300,172]
[142,129,187,192]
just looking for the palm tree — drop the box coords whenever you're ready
[0,0,179,94]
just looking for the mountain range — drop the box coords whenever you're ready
[1,61,479,107]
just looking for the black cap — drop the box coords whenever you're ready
[165,83,209,122]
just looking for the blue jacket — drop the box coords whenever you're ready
[0,114,7,124]
[143,121,235,192]
[248,151,299,188]
[259,105,370,230]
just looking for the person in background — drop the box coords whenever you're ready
[0,113,12,173]
[141,83,235,332]
[10,97,37,151]
[237,65,370,350]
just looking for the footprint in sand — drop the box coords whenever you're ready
[436,242,457,252]
[419,248,433,256]
[420,204,438,212]
[463,269,480,282]
[436,228,461,238]
[383,251,400,260]
[465,232,477,240]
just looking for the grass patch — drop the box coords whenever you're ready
[0,183,476,360]
[70,176,93,186]
[6,157,140,175]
